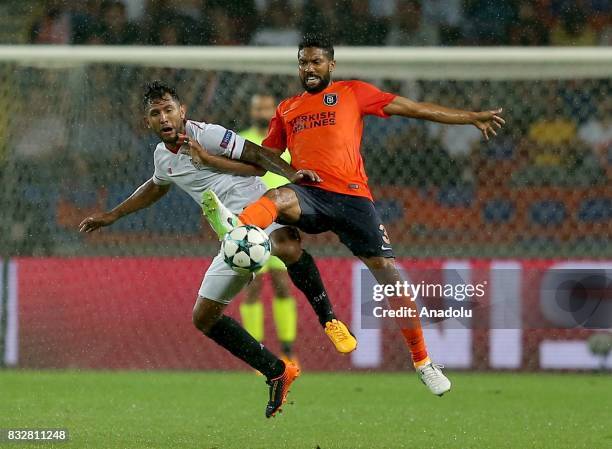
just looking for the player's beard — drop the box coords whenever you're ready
[159,129,178,144]
[301,72,331,93]
[159,123,185,144]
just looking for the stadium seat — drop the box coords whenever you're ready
[577,197,612,222]
[482,198,515,223]
[375,198,404,223]
[482,135,515,160]
[529,200,567,226]
[437,184,475,207]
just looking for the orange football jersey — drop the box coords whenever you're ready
[262,80,396,200]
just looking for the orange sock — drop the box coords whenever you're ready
[238,196,278,229]
[401,327,429,367]
[390,295,429,366]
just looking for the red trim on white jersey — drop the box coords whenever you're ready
[165,142,181,154]
[187,119,204,130]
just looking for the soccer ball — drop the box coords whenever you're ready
[222,225,271,274]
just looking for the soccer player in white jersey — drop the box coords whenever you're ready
[78,81,350,418]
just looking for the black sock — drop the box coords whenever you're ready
[207,315,284,379]
[287,250,336,327]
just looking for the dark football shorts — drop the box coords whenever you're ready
[279,184,394,258]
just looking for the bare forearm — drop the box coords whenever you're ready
[109,178,169,219]
[385,95,505,140]
[240,141,296,179]
[410,102,476,124]
[192,145,265,177]
[384,96,476,125]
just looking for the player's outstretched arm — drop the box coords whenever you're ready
[240,140,322,183]
[78,179,170,233]
[383,96,506,141]
[184,135,266,177]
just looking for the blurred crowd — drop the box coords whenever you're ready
[20,0,612,46]
[364,79,611,190]
[0,0,609,256]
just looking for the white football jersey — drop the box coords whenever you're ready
[152,120,267,214]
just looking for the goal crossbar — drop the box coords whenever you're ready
[0,45,610,80]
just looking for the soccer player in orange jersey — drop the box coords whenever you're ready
[201,34,505,395]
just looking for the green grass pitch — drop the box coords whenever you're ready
[1,370,611,449]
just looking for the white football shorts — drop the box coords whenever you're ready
[198,222,285,304]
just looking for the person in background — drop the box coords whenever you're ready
[99,0,140,45]
[240,93,299,369]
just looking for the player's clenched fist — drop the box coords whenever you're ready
[78,212,117,233]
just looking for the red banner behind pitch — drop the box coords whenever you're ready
[14,258,612,371]
[16,257,353,371]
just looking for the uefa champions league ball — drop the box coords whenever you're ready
[222,225,271,274]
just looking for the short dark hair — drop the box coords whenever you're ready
[142,80,180,110]
[298,33,334,60]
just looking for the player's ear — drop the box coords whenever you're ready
[329,59,336,74]
[180,104,186,120]
[143,116,151,129]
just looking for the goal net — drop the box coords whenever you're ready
[0,46,610,371]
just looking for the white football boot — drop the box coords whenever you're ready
[417,362,451,396]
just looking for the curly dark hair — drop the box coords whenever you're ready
[142,80,180,110]
[298,33,334,60]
